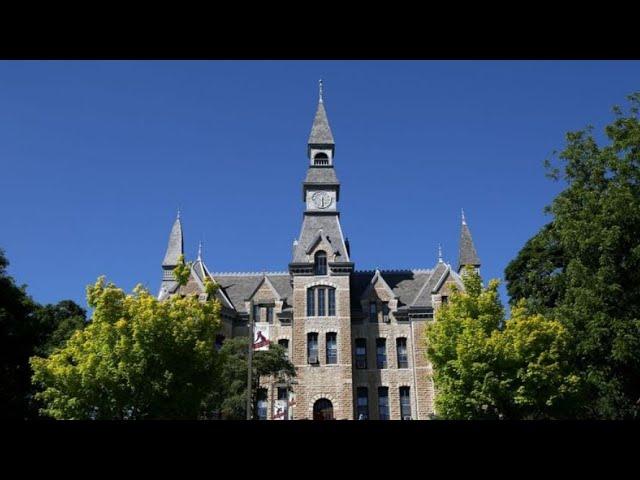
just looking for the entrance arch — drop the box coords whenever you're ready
[313,398,334,420]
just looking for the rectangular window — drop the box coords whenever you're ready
[257,388,268,420]
[441,295,448,305]
[376,338,387,369]
[382,302,390,322]
[318,288,326,316]
[326,332,337,364]
[369,302,377,322]
[253,304,261,322]
[400,386,411,420]
[397,337,408,368]
[378,387,389,420]
[328,288,336,316]
[278,338,289,358]
[266,306,274,323]
[307,333,318,364]
[276,387,289,420]
[307,289,315,316]
[355,338,367,369]
[356,387,369,420]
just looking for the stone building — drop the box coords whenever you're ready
[157,86,481,420]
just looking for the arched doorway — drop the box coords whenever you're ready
[313,398,334,420]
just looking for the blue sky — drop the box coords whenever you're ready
[1,60,639,311]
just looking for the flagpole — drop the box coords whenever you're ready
[246,300,254,420]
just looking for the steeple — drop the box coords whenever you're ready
[162,212,184,267]
[458,209,480,273]
[307,79,335,161]
[290,83,352,275]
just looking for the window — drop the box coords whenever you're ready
[253,304,261,322]
[257,388,268,420]
[278,338,289,358]
[326,333,337,364]
[355,339,367,369]
[369,302,377,322]
[328,288,336,316]
[314,251,327,275]
[397,338,408,368]
[378,387,390,420]
[356,387,369,420]
[307,288,315,317]
[266,306,274,323]
[276,387,289,420]
[308,333,319,364]
[215,334,225,351]
[307,287,336,317]
[382,302,390,322]
[318,288,326,316]
[441,295,448,305]
[313,152,329,166]
[400,387,411,420]
[376,338,387,369]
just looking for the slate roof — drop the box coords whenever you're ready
[210,273,292,314]
[458,221,480,269]
[162,216,183,266]
[304,167,339,185]
[350,269,435,310]
[308,101,335,145]
[292,214,350,263]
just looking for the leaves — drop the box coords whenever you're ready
[425,268,580,419]
[31,277,222,419]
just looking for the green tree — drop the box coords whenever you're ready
[31,276,222,419]
[505,93,640,418]
[216,337,295,420]
[0,248,86,419]
[425,268,580,419]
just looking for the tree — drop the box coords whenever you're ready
[0,248,86,419]
[425,268,580,419]
[0,248,39,419]
[505,93,640,418]
[31,276,222,419]
[216,337,295,420]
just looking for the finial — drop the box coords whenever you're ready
[177,208,181,220]
[319,79,323,103]
[197,241,203,261]
[461,208,466,225]
[438,244,443,263]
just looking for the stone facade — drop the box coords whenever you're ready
[157,89,481,420]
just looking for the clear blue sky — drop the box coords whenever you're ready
[1,61,639,311]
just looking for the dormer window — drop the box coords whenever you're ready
[314,251,327,275]
[313,152,329,166]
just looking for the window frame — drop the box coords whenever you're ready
[355,338,367,369]
[326,332,338,364]
[356,387,369,420]
[376,338,387,369]
[378,387,390,420]
[396,337,409,369]
[399,386,411,420]
[314,250,327,275]
[307,332,319,364]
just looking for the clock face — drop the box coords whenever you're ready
[311,191,333,209]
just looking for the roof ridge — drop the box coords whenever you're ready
[210,271,289,276]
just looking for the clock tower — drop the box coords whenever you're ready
[288,81,355,420]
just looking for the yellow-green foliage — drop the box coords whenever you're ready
[425,267,580,419]
[30,276,222,419]
[172,254,191,287]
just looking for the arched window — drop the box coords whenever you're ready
[314,251,327,275]
[313,152,329,166]
[313,398,334,420]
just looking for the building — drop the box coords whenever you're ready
[157,85,481,420]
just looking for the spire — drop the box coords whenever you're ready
[461,208,466,225]
[438,244,443,263]
[308,81,335,156]
[197,240,203,261]
[162,212,183,267]
[458,210,480,273]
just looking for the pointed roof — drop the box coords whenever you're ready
[162,214,183,267]
[308,100,335,146]
[458,210,480,271]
